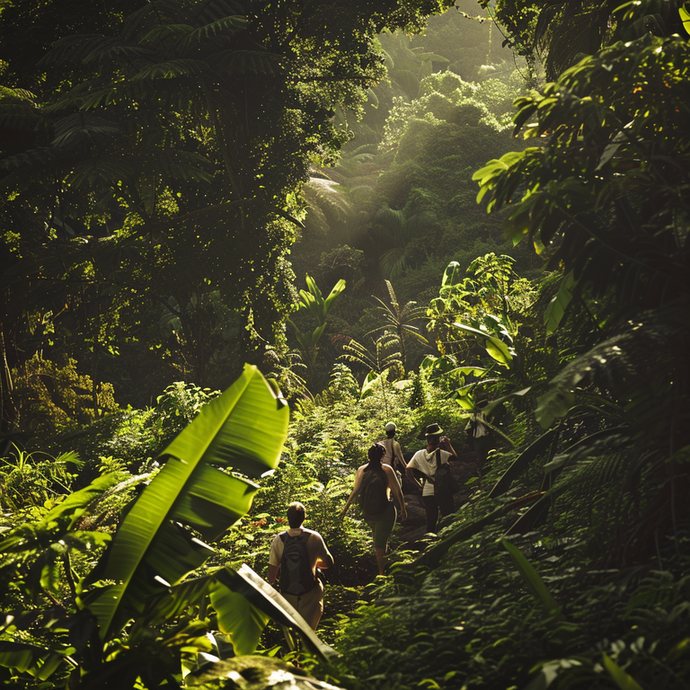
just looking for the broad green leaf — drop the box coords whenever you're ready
[311,322,327,347]
[680,3,690,35]
[324,278,346,311]
[455,397,474,410]
[0,642,64,679]
[486,336,513,366]
[452,321,489,338]
[361,369,387,399]
[544,271,577,333]
[602,654,644,690]
[213,565,337,661]
[441,261,462,288]
[211,573,270,656]
[502,539,562,619]
[87,364,289,640]
[536,385,576,429]
[184,656,342,689]
[452,366,487,377]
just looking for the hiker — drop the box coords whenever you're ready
[267,502,334,630]
[381,421,406,485]
[406,422,458,534]
[340,443,408,576]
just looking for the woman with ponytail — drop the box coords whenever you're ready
[340,442,407,575]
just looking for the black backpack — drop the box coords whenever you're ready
[279,531,316,596]
[360,469,389,518]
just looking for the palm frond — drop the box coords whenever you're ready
[0,86,36,102]
[535,310,676,430]
[214,49,283,75]
[51,114,122,152]
[132,59,207,81]
[196,0,248,24]
[379,246,407,280]
[0,104,41,131]
[178,16,248,48]
[45,35,157,66]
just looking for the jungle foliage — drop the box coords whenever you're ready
[2,0,690,690]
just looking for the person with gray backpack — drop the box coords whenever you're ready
[267,502,334,630]
[340,443,407,576]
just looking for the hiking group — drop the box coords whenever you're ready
[266,421,472,629]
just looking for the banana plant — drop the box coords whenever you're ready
[289,275,346,369]
[0,365,337,688]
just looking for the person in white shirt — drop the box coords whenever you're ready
[267,502,334,630]
[406,422,458,533]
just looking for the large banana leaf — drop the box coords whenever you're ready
[211,565,338,660]
[87,364,289,639]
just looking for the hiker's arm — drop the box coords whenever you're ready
[314,535,334,570]
[393,441,405,471]
[405,462,423,490]
[267,536,281,584]
[440,436,458,460]
[339,467,364,516]
[384,465,407,521]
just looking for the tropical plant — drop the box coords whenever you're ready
[289,275,346,371]
[371,204,436,279]
[366,280,428,372]
[0,365,341,689]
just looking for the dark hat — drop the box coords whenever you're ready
[419,422,443,438]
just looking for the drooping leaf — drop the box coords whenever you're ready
[489,428,559,498]
[602,654,644,690]
[210,577,269,656]
[486,336,513,366]
[0,642,65,680]
[441,261,462,289]
[501,539,562,619]
[544,271,577,333]
[213,565,337,661]
[680,3,690,35]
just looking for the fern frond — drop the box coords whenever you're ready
[536,311,675,429]
[196,0,248,24]
[214,49,283,75]
[0,104,40,131]
[139,24,196,44]
[46,35,156,66]
[178,16,248,48]
[0,86,36,102]
[67,157,136,188]
[132,59,207,81]
[51,114,122,152]
[0,147,58,175]
[374,205,404,232]
[379,246,406,280]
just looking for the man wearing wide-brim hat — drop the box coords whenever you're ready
[406,422,458,533]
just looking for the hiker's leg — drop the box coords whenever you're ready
[371,504,396,575]
[294,582,324,630]
[374,547,386,576]
[439,494,455,518]
[422,495,438,533]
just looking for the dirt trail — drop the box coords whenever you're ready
[396,452,481,547]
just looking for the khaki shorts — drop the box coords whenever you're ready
[283,580,324,630]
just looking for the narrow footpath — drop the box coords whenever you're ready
[396,451,481,547]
